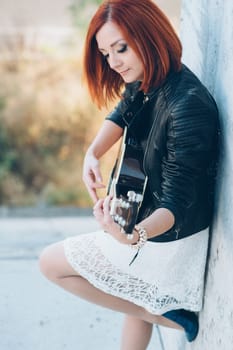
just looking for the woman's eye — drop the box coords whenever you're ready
[117,44,128,53]
[100,43,127,60]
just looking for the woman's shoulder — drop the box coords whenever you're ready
[162,64,218,116]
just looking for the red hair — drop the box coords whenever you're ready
[83,0,182,108]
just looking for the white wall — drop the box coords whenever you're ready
[158,1,233,349]
[181,1,233,349]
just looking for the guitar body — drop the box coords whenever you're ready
[108,127,148,236]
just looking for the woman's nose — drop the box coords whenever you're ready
[108,54,122,70]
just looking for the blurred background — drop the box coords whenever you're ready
[0,0,181,209]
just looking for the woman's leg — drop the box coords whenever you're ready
[120,316,153,350]
[39,241,183,344]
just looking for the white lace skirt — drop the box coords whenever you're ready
[63,228,209,315]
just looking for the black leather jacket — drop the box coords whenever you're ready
[106,64,220,242]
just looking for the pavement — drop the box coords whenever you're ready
[0,215,172,350]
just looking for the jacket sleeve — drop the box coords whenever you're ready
[105,99,126,128]
[105,81,141,128]
[159,94,218,229]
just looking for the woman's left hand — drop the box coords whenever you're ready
[93,195,138,245]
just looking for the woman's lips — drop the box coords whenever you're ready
[120,69,130,75]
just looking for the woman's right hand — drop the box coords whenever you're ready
[82,152,105,203]
[82,120,123,203]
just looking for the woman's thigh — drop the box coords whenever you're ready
[39,241,80,280]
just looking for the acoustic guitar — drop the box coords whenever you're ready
[108,127,148,238]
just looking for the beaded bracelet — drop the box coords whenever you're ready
[131,225,148,250]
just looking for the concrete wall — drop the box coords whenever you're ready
[181,1,233,349]
[159,1,233,349]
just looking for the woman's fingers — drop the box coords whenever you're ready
[91,166,104,187]
[83,157,106,203]
[93,196,132,244]
[102,195,113,221]
[87,179,105,203]
[87,186,99,203]
[93,196,115,227]
[93,198,104,219]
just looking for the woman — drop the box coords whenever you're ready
[39,0,219,348]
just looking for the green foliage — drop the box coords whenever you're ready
[69,0,102,31]
[0,5,116,208]
[0,54,104,207]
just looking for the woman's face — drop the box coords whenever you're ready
[96,21,144,83]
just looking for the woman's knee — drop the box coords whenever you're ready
[39,241,65,280]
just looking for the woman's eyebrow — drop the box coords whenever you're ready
[98,39,124,52]
[110,39,124,47]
